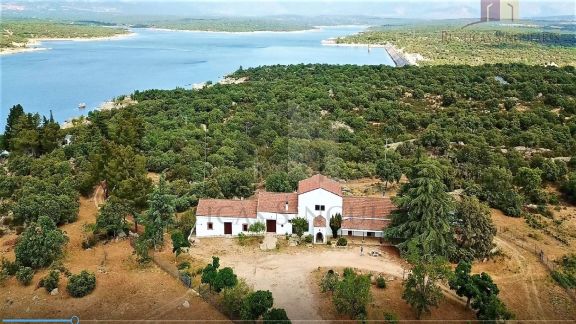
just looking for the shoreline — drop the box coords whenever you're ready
[321,38,424,67]
[0,32,136,56]
[144,24,370,34]
[144,27,322,34]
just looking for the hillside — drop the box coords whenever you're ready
[1,63,575,320]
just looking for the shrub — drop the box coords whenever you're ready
[1,258,19,276]
[336,237,348,246]
[220,279,253,319]
[241,290,274,321]
[66,271,96,298]
[333,269,372,318]
[320,270,339,293]
[383,312,399,324]
[15,216,68,269]
[249,222,266,233]
[376,276,387,289]
[303,234,313,244]
[213,267,238,292]
[39,270,60,292]
[551,271,576,288]
[82,233,98,250]
[291,217,308,237]
[178,261,191,270]
[175,210,196,237]
[263,308,291,324]
[15,266,34,286]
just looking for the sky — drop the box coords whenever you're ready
[1,0,574,19]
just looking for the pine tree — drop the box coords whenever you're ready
[143,175,175,248]
[384,161,455,257]
[4,104,24,149]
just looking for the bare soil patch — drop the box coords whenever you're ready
[0,195,228,322]
[312,267,475,323]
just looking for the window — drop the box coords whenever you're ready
[315,205,326,211]
[367,232,375,237]
[348,231,353,237]
[207,222,213,230]
[242,224,248,231]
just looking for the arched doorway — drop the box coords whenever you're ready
[316,232,324,244]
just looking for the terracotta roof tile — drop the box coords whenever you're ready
[257,192,298,214]
[341,218,391,231]
[342,197,395,219]
[196,199,257,218]
[313,215,326,227]
[298,174,342,196]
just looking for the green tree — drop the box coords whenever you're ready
[15,216,68,269]
[454,196,496,260]
[213,267,238,293]
[201,256,220,290]
[95,197,128,237]
[384,161,455,257]
[480,167,523,217]
[402,244,452,319]
[143,175,176,248]
[171,229,190,261]
[4,104,24,149]
[332,268,372,318]
[471,272,513,322]
[221,279,252,318]
[39,112,61,154]
[291,217,308,237]
[104,143,152,209]
[265,171,292,192]
[242,290,274,321]
[376,159,402,191]
[12,192,79,226]
[263,308,291,324]
[10,113,41,155]
[449,261,477,308]
[329,213,342,238]
[561,172,576,204]
[442,91,457,106]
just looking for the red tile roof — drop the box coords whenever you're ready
[257,192,298,214]
[342,197,395,219]
[298,174,342,196]
[196,199,257,218]
[313,215,327,227]
[341,218,391,231]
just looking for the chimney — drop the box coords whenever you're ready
[285,201,289,212]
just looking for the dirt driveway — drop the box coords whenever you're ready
[193,239,408,321]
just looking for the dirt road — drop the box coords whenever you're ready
[221,248,406,320]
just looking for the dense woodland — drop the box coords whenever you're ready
[339,23,576,66]
[1,63,576,319]
[0,20,128,49]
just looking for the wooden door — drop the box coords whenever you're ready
[266,220,276,233]
[224,222,232,235]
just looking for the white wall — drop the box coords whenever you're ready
[257,212,297,235]
[338,229,384,238]
[297,189,343,233]
[196,216,261,237]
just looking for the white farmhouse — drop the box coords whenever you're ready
[195,174,396,243]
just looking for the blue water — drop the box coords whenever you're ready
[0,27,393,128]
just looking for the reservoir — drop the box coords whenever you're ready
[0,26,393,127]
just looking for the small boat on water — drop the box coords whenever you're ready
[78,103,87,109]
